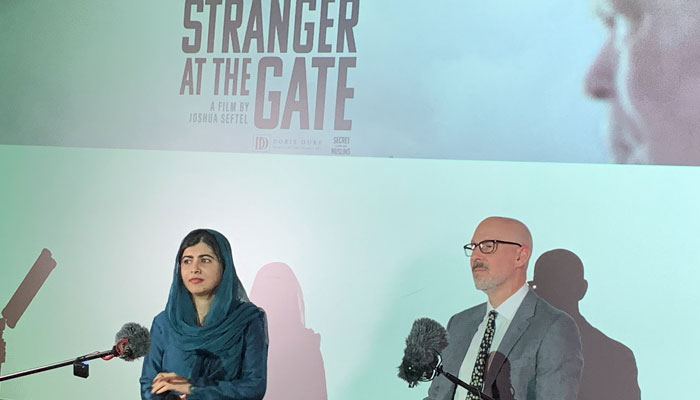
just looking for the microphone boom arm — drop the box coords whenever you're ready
[0,347,118,382]
[435,362,496,400]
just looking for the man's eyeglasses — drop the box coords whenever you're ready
[463,240,522,257]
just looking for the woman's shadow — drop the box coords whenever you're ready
[530,249,641,400]
[249,262,327,400]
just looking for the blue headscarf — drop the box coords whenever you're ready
[165,229,263,370]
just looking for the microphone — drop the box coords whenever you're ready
[398,318,496,400]
[112,322,151,361]
[397,318,448,387]
[0,322,151,381]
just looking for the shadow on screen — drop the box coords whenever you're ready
[0,249,57,377]
[531,249,641,400]
[485,351,514,400]
[249,262,327,400]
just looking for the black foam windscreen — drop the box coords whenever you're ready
[397,318,449,387]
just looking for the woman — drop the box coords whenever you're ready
[140,229,268,400]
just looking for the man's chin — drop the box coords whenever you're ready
[605,114,649,164]
[474,280,495,292]
[610,142,649,164]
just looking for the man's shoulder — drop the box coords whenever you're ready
[530,291,576,324]
[525,292,581,345]
[447,302,487,329]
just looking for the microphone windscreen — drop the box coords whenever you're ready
[398,318,448,387]
[115,322,151,361]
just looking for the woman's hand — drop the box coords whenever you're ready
[151,372,192,395]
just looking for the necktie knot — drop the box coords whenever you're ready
[488,310,497,321]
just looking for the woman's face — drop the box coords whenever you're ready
[180,241,223,298]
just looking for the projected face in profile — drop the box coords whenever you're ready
[180,241,223,298]
[586,0,700,165]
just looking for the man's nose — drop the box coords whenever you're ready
[585,36,617,100]
[471,249,485,260]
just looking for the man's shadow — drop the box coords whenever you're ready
[485,352,514,400]
[531,249,641,400]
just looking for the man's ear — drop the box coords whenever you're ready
[515,246,531,268]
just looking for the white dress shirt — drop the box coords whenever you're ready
[453,284,530,400]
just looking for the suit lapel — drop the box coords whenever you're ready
[443,303,485,398]
[484,289,538,389]
[446,304,485,376]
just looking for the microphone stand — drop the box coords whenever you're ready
[0,347,119,381]
[435,364,496,400]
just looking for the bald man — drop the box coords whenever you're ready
[425,217,583,400]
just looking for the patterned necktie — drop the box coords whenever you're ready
[466,310,497,400]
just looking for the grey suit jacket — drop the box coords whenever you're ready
[425,289,583,400]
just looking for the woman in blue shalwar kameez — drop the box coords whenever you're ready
[140,229,268,400]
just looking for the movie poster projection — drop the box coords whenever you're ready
[8,1,700,165]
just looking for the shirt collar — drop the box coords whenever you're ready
[486,283,529,321]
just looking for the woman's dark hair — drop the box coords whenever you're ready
[177,229,224,266]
